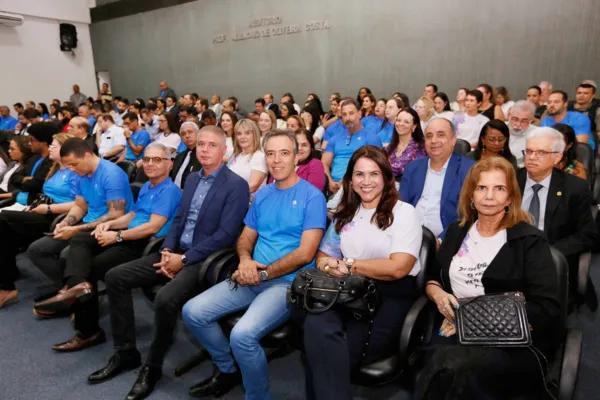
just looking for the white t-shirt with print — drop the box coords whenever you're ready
[449,223,507,298]
[155,132,181,154]
[227,150,267,190]
[454,113,489,145]
[339,201,422,276]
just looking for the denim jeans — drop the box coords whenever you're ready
[182,277,291,400]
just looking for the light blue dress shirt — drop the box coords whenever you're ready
[521,173,552,231]
[179,165,223,249]
[415,157,450,237]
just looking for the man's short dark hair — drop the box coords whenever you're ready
[119,98,130,105]
[228,96,239,103]
[426,84,438,93]
[191,93,199,101]
[91,104,103,112]
[201,109,216,120]
[130,103,141,111]
[60,137,94,158]
[146,103,158,112]
[339,98,360,111]
[550,90,568,102]
[166,96,177,103]
[467,89,484,103]
[122,112,138,122]
[255,98,266,107]
[198,97,209,108]
[528,85,542,95]
[114,96,123,101]
[99,113,114,123]
[578,83,597,94]
[13,102,23,108]
[27,101,36,107]
[23,108,40,120]
[179,105,197,116]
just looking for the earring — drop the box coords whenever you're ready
[470,201,476,210]
[504,205,511,213]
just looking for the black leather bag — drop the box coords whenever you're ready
[29,193,53,210]
[455,292,531,347]
[288,268,379,320]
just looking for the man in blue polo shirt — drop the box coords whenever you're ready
[541,90,595,150]
[322,98,382,194]
[37,143,181,352]
[27,138,134,301]
[182,129,326,399]
[121,112,151,162]
[0,106,18,130]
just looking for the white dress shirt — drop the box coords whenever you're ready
[99,124,127,157]
[415,157,450,237]
[508,124,536,168]
[522,172,552,231]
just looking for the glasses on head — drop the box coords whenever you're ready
[510,116,531,126]
[485,136,506,144]
[142,157,170,164]
[522,149,559,158]
[345,135,352,146]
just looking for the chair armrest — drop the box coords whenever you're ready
[142,237,165,256]
[49,213,67,231]
[208,250,239,285]
[577,252,592,296]
[0,198,15,208]
[559,329,582,400]
[398,295,433,367]
[196,248,235,284]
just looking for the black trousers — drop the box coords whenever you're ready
[0,210,55,291]
[413,316,548,400]
[104,252,203,367]
[66,231,147,336]
[297,277,417,400]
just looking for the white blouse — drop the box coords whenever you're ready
[227,150,267,191]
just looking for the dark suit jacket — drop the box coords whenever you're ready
[517,168,597,264]
[13,155,53,204]
[0,161,25,194]
[162,166,250,264]
[428,221,560,356]
[171,148,201,189]
[400,153,474,239]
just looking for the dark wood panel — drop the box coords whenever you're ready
[91,0,198,23]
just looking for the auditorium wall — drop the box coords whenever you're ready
[0,0,97,109]
[90,0,600,109]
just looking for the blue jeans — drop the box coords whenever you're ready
[182,277,291,400]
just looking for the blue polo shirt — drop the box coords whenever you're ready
[177,140,187,153]
[43,168,79,204]
[361,116,383,130]
[374,121,394,145]
[87,116,97,134]
[541,112,595,149]
[128,177,181,237]
[75,159,134,223]
[322,119,345,150]
[326,127,383,181]
[244,178,327,281]
[0,116,18,131]
[125,128,151,161]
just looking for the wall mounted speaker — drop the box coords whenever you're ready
[59,23,78,52]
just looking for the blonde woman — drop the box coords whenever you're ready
[286,115,306,133]
[228,119,267,194]
[258,110,277,137]
[414,96,435,132]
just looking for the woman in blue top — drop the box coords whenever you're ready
[0,133,78,309]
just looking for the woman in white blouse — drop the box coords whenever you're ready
[299,145,422,400]
[220,111,238,163]
[154,112,181,154]
[433,92,455,122]
[227,119,267,194]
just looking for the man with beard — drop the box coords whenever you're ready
[508,100,538,168]
[568,81,600,149]
[113,98,130,127]
[322,99,382,195]
[541,90,594,150]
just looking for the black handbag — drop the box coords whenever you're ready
[455,292,532,347]
[288,268,379,321]
[29,193,53,210]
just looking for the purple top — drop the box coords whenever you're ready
[386,138,426,177]
[268,158,326,191]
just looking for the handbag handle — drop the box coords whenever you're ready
[302,283,343,314]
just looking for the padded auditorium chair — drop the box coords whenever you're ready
[575,142,595,190]
[453,139,471,155]
[117,160,137,182]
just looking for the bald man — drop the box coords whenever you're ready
[158,81,177,100]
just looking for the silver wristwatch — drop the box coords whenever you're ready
[259,270,269,281]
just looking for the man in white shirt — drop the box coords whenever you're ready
[210,95,222,120]
[141,105,160,142]
[507,100,537,168]
[97,114,126,160]
[112,99,129,127]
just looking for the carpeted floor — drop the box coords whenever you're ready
[0,253,598,400]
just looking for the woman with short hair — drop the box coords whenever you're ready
[453,90,490,148]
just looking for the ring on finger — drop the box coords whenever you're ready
[324,266,330,273]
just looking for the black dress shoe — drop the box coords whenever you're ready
[125,365,162,400]
[88,350,142,384]
[188,366,242,398]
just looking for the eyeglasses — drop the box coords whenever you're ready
[345,134,352,146]
[510,116,531,126]
[142,157,170,164]
[485,136,506,144]
[522,149,559,158]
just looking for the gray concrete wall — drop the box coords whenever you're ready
[90,0,600,109]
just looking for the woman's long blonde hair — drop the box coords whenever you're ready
[46,133,75,180]
[232,119,261,157]
[458,156,531,230]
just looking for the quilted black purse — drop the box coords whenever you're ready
[455,292,531,347]
[29,193,53,210]
[288,268,379,321]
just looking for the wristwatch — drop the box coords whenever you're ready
[345,258,355,274]
[47,204,52,215]
[181,255,189,266]
[259,270,269,281]
[116,230,123,242]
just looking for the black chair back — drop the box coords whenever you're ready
[453,139,471,155]
[130,182,144,202]
[416,227,436,292]
[550,247,569,335]
[575,142,594,188]
[117,160,137,182]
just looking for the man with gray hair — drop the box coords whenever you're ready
[172,121,202,189]
[539,81,552,105]
[518,127,597,309]
[182,129,326,398]
[508,100,538,168]
[43,142,182,352]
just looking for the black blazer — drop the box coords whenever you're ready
[13,155,53,204]
[517,168,597,263]
[0,161,25,194]
[427,221,560,356]
[171,148,201,189]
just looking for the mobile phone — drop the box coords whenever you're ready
[43,232,55,236]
